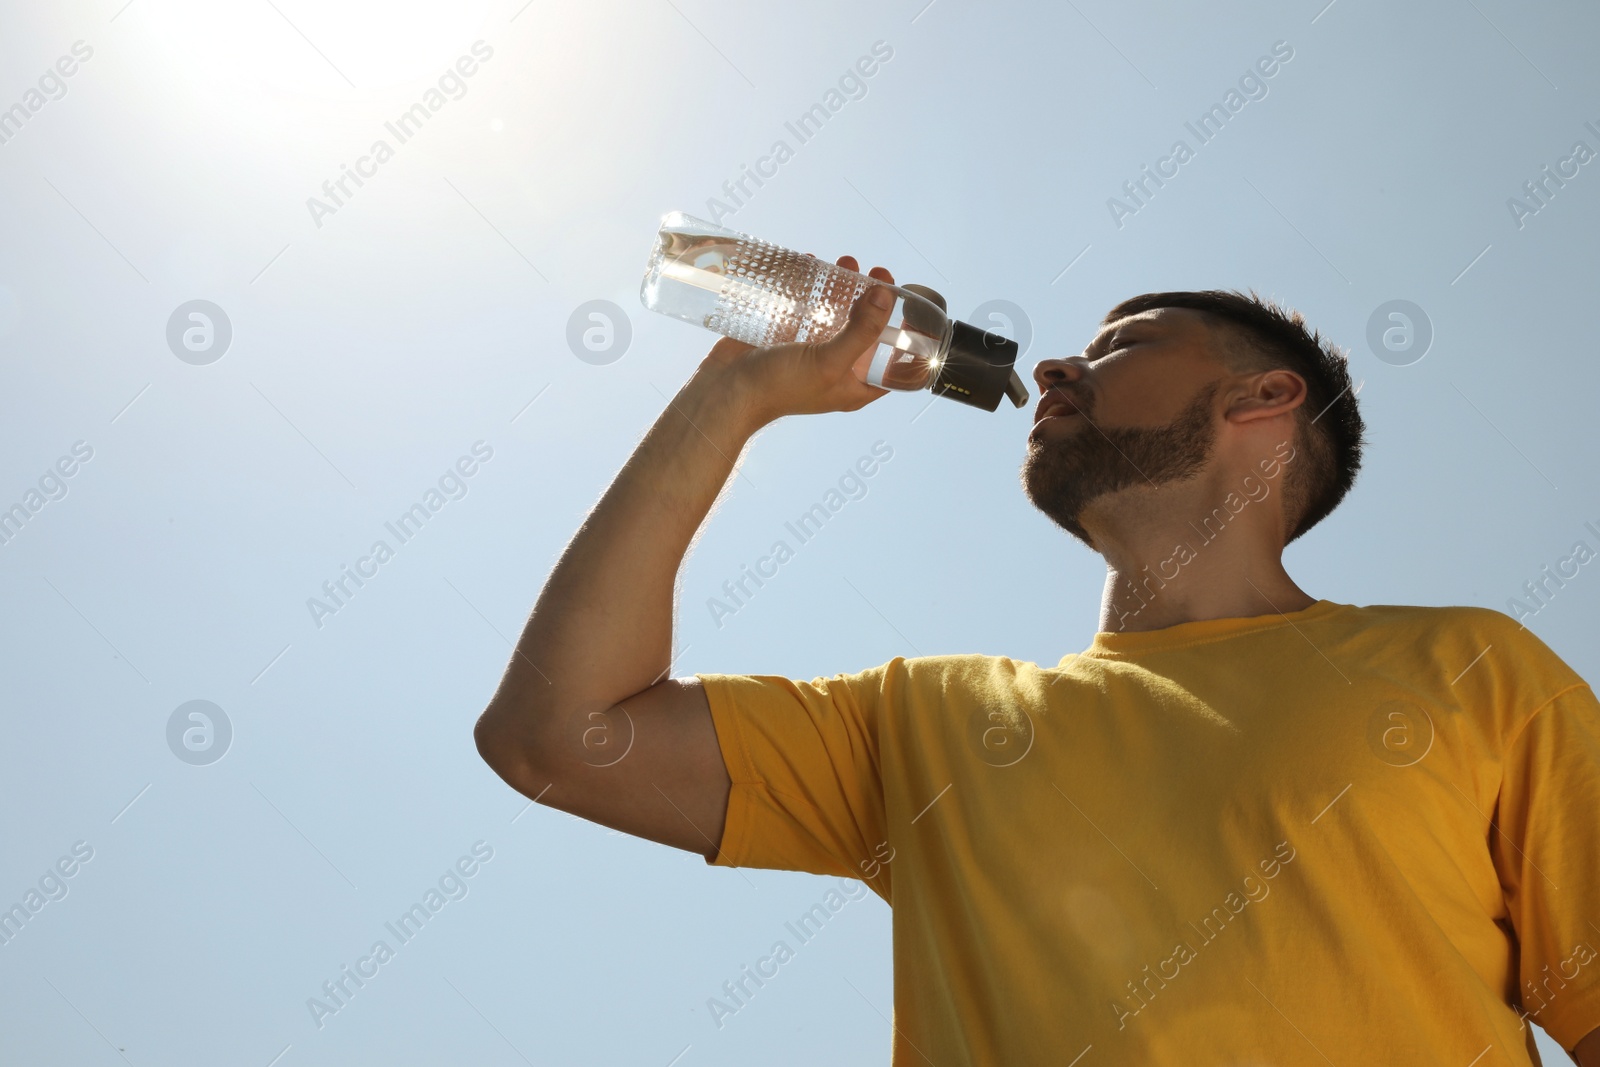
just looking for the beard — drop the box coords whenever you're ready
[1022,381,1219,547]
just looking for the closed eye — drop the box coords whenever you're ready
[1090,335,1134,361]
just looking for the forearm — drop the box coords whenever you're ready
[485,356,761,724]
[475,258,893,809]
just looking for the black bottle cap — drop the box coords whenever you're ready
[932,320,1029,412]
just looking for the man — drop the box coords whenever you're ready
[474,258,1600,1064]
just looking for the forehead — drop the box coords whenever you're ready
[1100,303,1209,337]
[1091,305,1213,346]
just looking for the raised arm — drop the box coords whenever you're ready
[473,259,896,857]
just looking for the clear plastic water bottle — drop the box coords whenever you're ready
[640,212,1029,412]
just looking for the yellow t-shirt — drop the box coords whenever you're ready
[698,600,1600,1065]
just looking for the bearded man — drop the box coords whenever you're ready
[474,259,1600,1065]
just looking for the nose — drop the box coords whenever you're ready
[1032,354,1089,395]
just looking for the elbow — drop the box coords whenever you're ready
[474,696,575,806]
[472,708,502,771]
[474,704,539,791]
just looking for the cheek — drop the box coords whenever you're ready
[1094,359,1208,428]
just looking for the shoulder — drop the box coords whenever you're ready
[1332,602,1564,660]
[1334,601,1518,634]
[881,652,1046,681]
[851,653,1050,702]
[700,654,1041,706]
[1335,602,1590,726]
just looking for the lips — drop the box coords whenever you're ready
[1033,386,1086,424]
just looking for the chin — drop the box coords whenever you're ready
[1020,451,1095,548]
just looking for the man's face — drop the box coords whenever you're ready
[1021,307,1228,547]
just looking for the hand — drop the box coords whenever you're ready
[699,255,897,429]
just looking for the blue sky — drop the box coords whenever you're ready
[0,0,1595,1062]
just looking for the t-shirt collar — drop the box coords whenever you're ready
[1067,599,1349,662]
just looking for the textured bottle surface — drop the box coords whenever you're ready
[642,213,946,391]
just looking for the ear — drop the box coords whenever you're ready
[1223,369,1306,426]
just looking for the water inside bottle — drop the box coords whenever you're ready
[642,225,944,391]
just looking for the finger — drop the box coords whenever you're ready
[836,255,859,273]
[834,381,892,413]
[705,336,756,366]
[816,273,895,373]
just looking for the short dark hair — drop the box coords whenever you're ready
[1100,289,1365,543]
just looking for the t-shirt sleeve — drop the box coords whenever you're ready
[1491,680,1600,1051]
[696,667,889,889]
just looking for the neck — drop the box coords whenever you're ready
[1085,475,1315,634]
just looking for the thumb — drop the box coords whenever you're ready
[816,279,895,371]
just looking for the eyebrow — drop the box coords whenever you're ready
[1085,317,1160,359]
